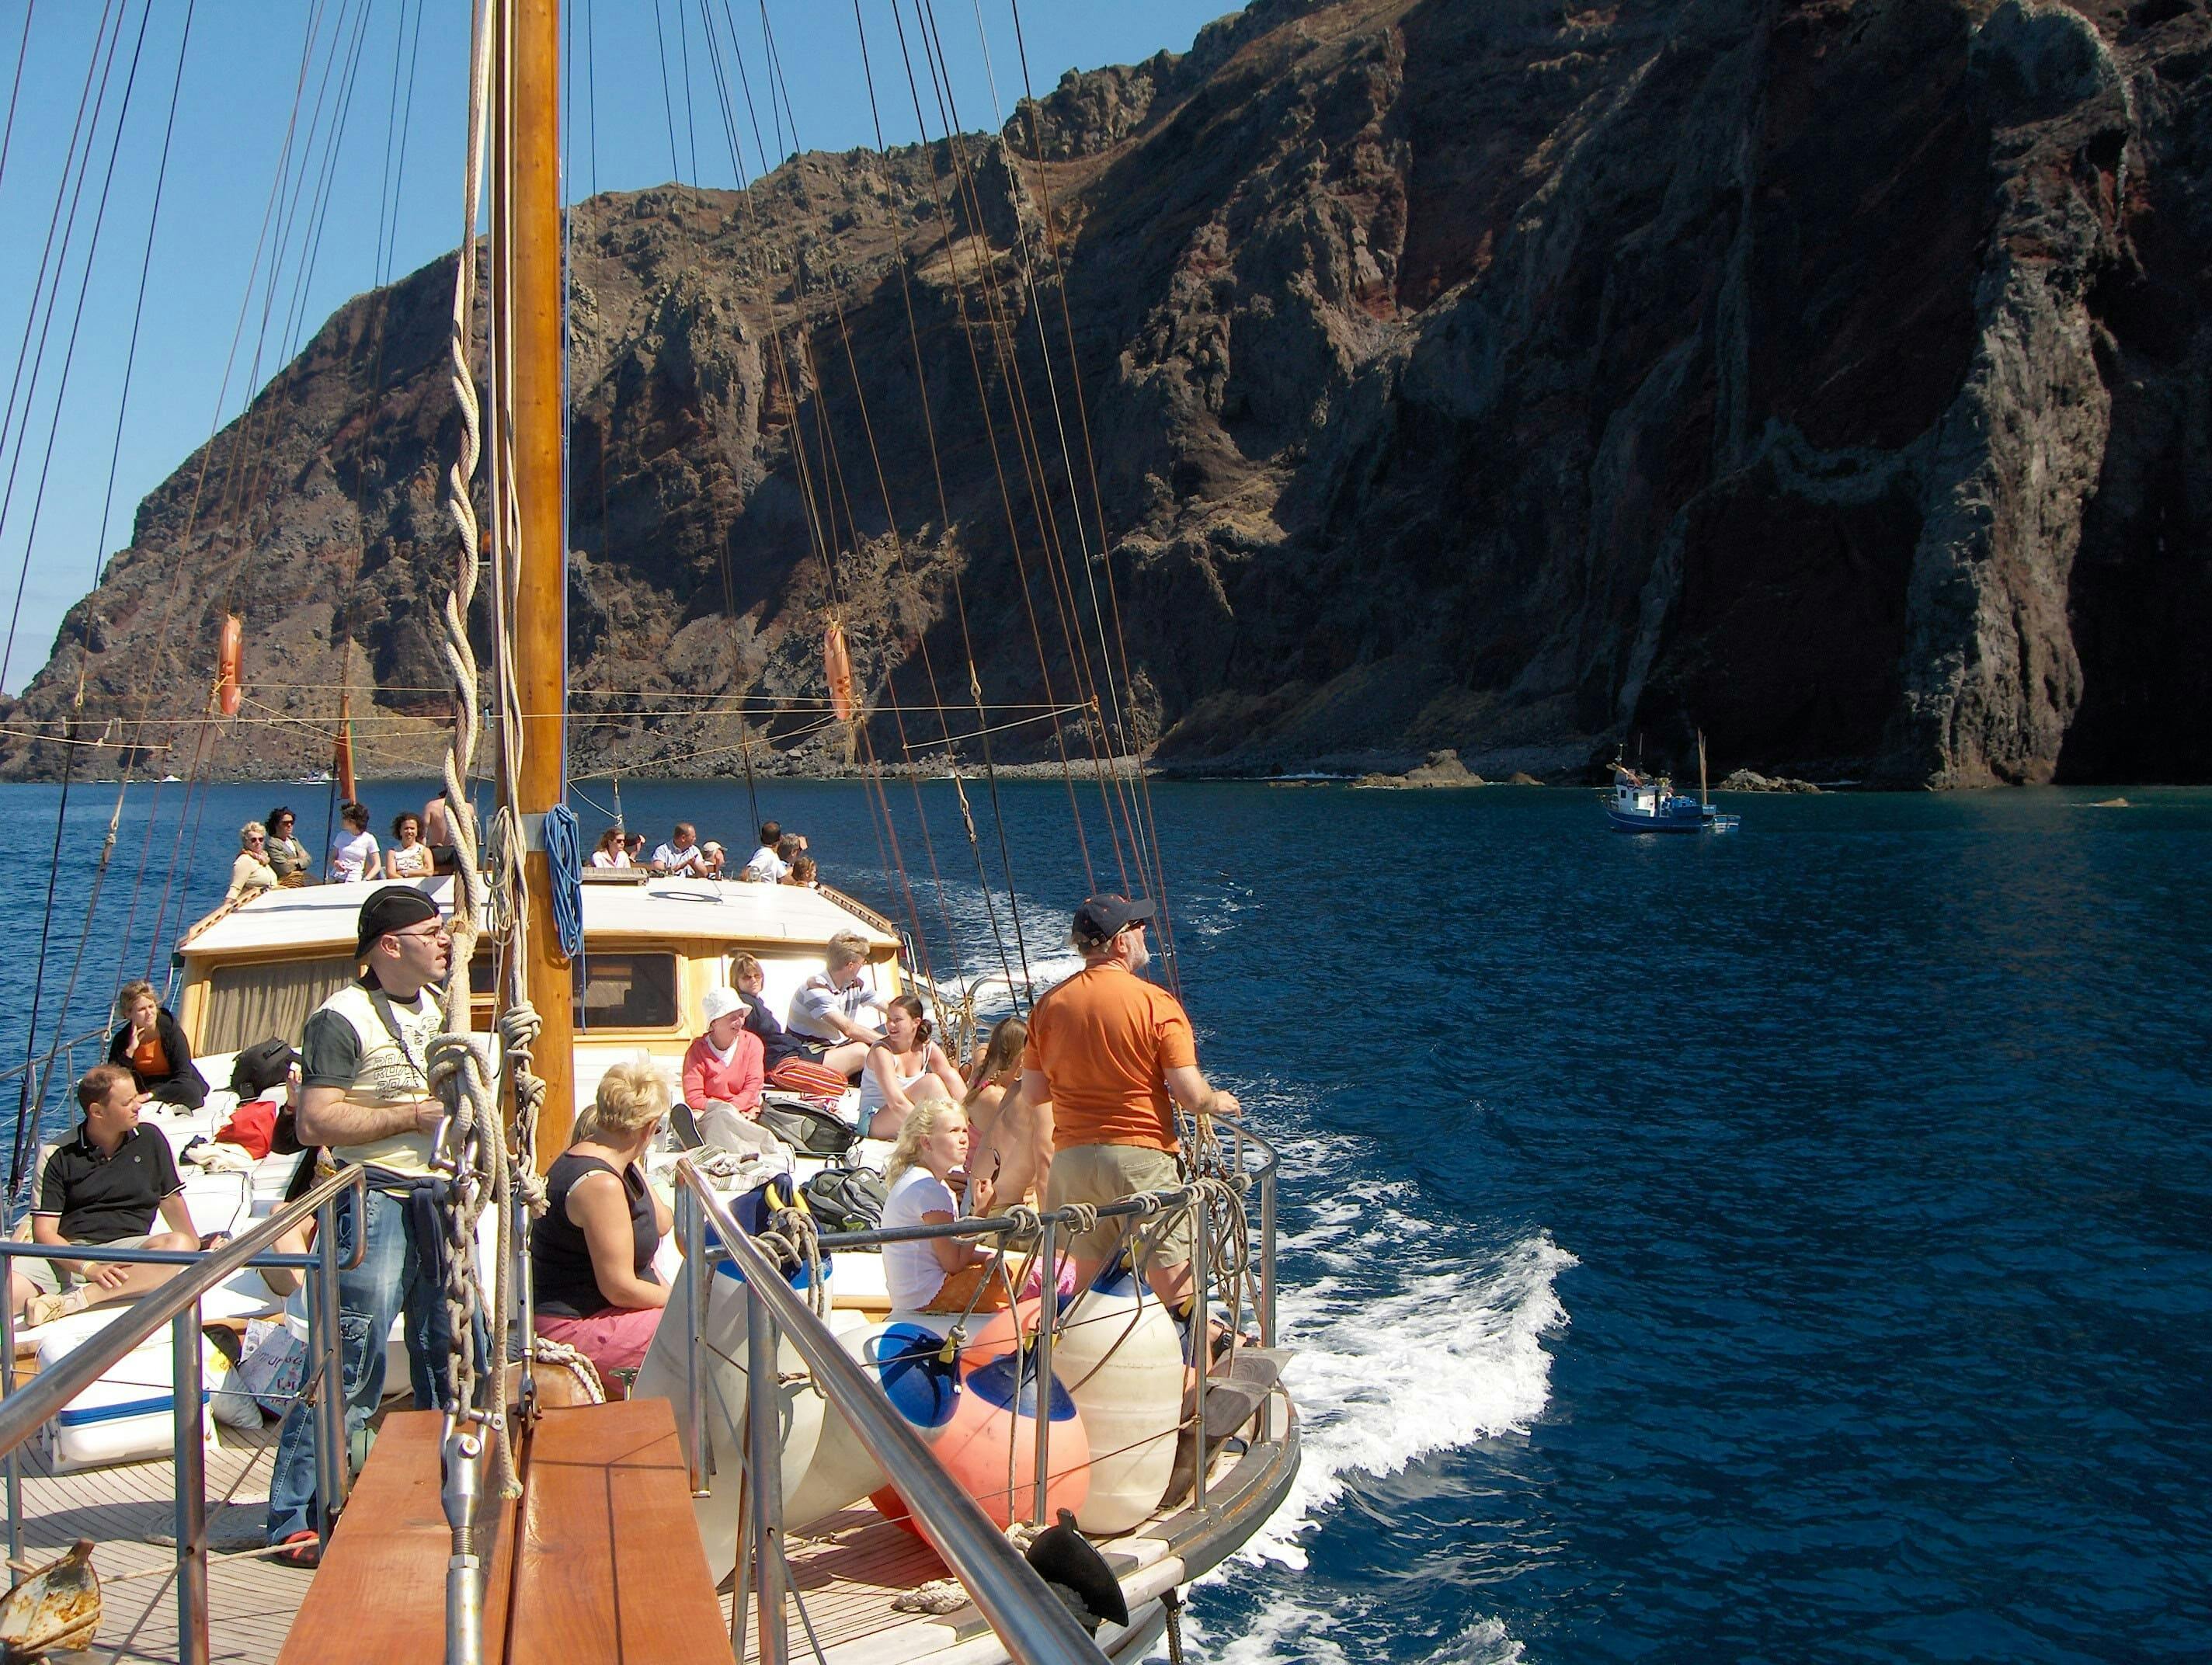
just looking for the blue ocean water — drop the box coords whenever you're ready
[2,775,2207,1662]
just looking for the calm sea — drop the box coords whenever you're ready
[2,774,2206,1663]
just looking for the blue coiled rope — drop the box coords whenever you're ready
[543,802,584,961]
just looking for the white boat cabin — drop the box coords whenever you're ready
[173,874,906,1113]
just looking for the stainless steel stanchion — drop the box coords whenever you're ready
[684,1190,708,1494]
[172,1305,209,1665]
[2,1277,20,1566]
[746,1280,788,1665]
[1259,1167,1278,1348]
[1029,1215,1057,1525]
[310,1193,347,1537]
[1191,1194,1211,1512]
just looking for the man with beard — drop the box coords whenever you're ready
[996,895,1240,1312]
[263,886,458,1566]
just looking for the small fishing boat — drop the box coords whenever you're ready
[1605,735,1740,834]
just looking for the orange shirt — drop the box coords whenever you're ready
[1023,964,1196,1152]
[130,1032,169,1082]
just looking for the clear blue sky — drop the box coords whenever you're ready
[0,0,1238,694]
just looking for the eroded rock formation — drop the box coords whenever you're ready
[5,0,2208,785]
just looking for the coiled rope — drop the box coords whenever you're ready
[541,801,584,961]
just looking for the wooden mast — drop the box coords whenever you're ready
[507,0,573,1161]
[1698,729,1709,810]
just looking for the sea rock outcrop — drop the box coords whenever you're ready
[1717,769,1821,794]
[5,0,2210,785]
[1352,749,1484,787]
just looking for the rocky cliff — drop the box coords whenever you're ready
[7,0,2210,785]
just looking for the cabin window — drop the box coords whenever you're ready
[575,952,678,1030]
[200,956,358,1055]
[464,948,680,1031]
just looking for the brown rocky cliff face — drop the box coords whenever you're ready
[6,0,2209,785]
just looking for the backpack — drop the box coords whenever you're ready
[802,1166,887,1232]
[757,1095,857,1159]
[228,1038,297,1097]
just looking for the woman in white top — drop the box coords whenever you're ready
[227,822,279,904]
[386,812,434,878]
[856,995,965,1142]
[879,1098,1009,1313]
[327,800,381,881]
[590,827,630,868]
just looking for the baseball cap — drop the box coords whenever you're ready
[355,885,441,961]
[1071,893,1156,945]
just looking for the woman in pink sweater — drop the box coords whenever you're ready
[681,988,764,1118]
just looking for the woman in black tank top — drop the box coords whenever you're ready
[529,1062,675,1396]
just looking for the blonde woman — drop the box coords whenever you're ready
[857,995,966,1142]
[106,979,205,1108]
[228,822,279,905]
[881,1098,1010,1313]
[529,1062,674,1395]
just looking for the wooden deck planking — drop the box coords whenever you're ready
[10,1418,310,1665]
[730,1507,972,1665]
[503,1399,729,1662]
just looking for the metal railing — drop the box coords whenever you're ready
[0,1166,368,1665]
[668,1109,1284,1665]
[675,1159,1111,1665]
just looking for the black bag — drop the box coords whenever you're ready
[802,1166,886,1232]
[758,1094,857,1159]
[228,1038,297,1097]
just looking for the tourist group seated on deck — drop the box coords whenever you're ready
[217,798,829,898]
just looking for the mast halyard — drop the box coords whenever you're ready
[501,0,575,1161]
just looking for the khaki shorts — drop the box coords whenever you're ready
[19,1232,158,1297]
[1045,1143,1191,1267]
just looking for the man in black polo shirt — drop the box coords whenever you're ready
[10,1063,199,1328]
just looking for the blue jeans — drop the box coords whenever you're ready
[265,1184,451,1544]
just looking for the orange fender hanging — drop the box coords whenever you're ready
[214,615,243,717]
[825,617,854,723]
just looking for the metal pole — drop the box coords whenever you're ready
[1256,1163,1277,1444]
[746,1280,788,1665]
[172,1305,209,1665]
[1190,1194,1210,1513]
[2,1277,19,1566]
[683,1191,708,1493]
[680,1162,1108,1665]
[1029,1215,1056,1524]
[311,1193,347,1536]
[729,1412,753,1662]
[1259,1167,1278,1349]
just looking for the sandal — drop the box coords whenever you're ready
[273,1531,321,1569]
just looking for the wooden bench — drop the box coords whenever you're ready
[275,1410,518,1664]
[276,1399,725,1663]
[503,1399,729,1661]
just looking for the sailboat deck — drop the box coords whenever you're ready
[9,1419,311,1664]
[4,1390,1299,1665]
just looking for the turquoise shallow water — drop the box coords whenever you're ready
[2,776,2207,1662]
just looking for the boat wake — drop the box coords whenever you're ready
[1170,1120,1576,1664]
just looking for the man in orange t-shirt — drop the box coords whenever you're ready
[1004,893,1240,1309]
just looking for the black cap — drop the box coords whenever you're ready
[1071,893,1155,946]
[355,885,441,961]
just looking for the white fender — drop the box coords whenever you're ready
[1049,1272,1184,1535]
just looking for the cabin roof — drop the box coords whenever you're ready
[178,876,902,961]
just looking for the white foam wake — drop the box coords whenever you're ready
[1238,1185,1577,1569]
[1154,1126,1574,1665]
